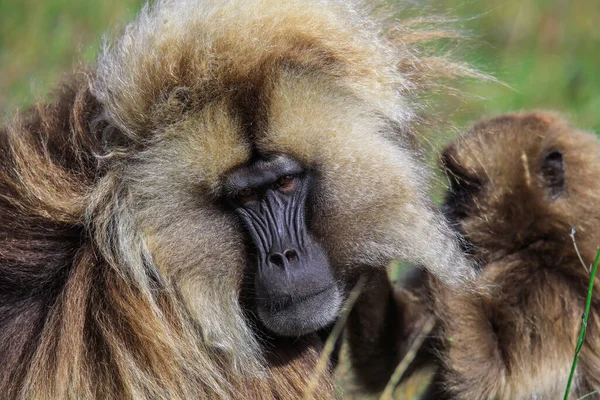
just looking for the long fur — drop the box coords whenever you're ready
[0,0,475,398]
[393,111,600,400]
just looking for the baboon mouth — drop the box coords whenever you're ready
[265,284,336,312]
[256,285,342,337]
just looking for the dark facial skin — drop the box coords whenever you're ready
[225,154,341,337]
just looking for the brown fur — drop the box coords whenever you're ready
[0,0,476,398]
[344,268,433,393]
[392,111,600,399]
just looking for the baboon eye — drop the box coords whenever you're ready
[541,150,565,198]
[276,175,296,193]
[236,188,258,202]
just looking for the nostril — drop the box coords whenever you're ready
[268,253,286,268]
[268,250,298,268]
[284,249,298,262]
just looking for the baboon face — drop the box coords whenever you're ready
[226,155,339,336]
[91,0,474,339]
[441,112,600,259]
[119,72,431,337]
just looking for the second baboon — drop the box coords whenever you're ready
[390,111,600,399]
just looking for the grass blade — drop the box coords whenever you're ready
[563,248,600,400]
[380,315,436,400]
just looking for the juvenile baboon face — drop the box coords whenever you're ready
[441,111,600,259]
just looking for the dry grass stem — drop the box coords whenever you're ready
[570,227,590,274]
[380,315,436,400]
[302,275,368,400]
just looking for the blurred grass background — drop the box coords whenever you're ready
[433,0,600,132]
[0,0,141,110]
[0,0,598,398]
[1,0,598,132]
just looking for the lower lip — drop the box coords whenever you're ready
[264,285,335,312]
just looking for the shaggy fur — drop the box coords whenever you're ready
[0,0,475,398]
[393,111,600,400]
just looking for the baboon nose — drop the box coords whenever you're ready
[284,249,298,262]
[268,249,298,268]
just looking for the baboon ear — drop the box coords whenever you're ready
[541,150,565,198]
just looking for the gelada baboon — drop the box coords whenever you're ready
[0,0,474,398]
[393,111,600,399]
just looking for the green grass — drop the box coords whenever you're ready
[427,0,600,132]
[0,0,143,112]
[2,0,598,132]
[564,248,599,400]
